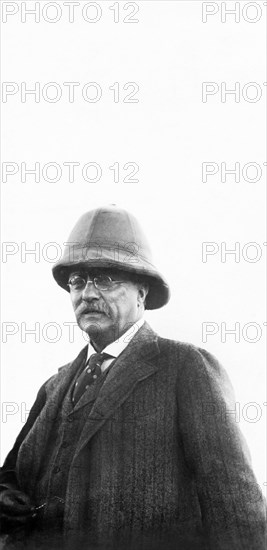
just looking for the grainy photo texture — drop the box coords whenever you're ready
[1,2,266,550]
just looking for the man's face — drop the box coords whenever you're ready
[69,268,146,349]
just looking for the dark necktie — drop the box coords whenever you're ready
[72,352,112,406]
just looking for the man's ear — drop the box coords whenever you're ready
[137,283,149,307]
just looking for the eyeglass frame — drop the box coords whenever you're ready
[67,272,125,292]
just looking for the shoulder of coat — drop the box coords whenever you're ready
[156,335,199,354]
[156,336,219,370]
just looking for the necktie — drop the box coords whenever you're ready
[72,352,112,406]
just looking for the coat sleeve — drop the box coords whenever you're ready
[0,383,48,492]
[176,345,266,550]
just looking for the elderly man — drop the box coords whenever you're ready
[0,206,266,550]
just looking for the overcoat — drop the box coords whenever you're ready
[0,322,266,550]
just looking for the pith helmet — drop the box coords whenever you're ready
[52,205,170,310]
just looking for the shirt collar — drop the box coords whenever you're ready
[87,317,145,361]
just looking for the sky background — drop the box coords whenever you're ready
[1,1,266,492]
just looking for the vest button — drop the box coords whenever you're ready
[53,466,61,474]
[67,416,74,423]
[61,441,69,448]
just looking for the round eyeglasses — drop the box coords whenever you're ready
[67,273,124,292]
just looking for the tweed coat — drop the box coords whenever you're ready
[0,322,266,550]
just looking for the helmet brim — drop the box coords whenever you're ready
[52,255,170,310]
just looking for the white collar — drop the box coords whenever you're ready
[86,317,145,361]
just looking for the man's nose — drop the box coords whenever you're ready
[82,281,100,300]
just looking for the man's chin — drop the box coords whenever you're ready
[78,314,109,333]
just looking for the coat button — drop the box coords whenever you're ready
[67,416,74,423]
[61,441,69,448]
[53,466,61,474]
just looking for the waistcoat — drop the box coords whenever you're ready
[33,362,113,533]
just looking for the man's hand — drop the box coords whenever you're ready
[0,488,35,532]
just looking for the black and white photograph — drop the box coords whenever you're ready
[0,2,266,549]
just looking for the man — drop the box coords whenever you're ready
[0,205,266,550]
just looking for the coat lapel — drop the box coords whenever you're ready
[16,345,88,491]
[47,345,88,402]
[73,322,160,460]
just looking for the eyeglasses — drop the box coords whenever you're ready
[67,273,124,292]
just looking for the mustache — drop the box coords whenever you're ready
[77,303,109,315]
